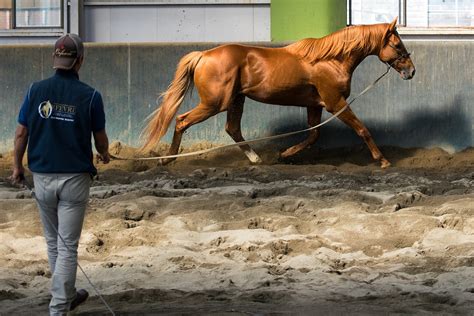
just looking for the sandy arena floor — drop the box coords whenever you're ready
[1,142,474,315]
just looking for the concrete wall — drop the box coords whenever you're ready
[0,41,473,154]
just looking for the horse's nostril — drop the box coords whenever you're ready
[412,69,416,77]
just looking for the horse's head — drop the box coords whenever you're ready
[378,18,415,80]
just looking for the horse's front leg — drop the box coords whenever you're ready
[280,105,323,158]
[330,101,390,168]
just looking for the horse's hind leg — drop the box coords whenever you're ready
[280,105,323,158]
[161,102,219,165]
[225,95,262,164]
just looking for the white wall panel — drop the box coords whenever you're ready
[83,4,270,43]
[155,6,206,42]
[84,6,111,42]
[110,7,157,42]
[253,5,270,42]
[204,6,254,42]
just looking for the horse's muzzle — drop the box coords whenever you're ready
[400,67,416,80]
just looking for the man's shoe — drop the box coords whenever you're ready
[70,289,89,311]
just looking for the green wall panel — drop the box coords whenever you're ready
[271,0,347,41]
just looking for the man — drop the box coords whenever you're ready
[10,34,110,315]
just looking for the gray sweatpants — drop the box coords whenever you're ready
[33,173,91,316]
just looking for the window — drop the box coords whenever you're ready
[350,0,399,25]
[349,0,474,28]
[0,0,62,30]
[0,0,12,29]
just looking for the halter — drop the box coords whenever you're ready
[386,41,411,68]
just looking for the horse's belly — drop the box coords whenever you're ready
[245,84,318,106]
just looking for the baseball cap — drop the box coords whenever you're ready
[53,34,84,70]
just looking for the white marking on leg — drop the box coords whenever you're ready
[244,149,262,164]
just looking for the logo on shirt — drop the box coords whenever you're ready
[38,100,76,122]
[38,101,53,119]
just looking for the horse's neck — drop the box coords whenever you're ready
[349,26,385,71]
[345,50,377,74]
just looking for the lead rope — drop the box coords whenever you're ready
[112,65,391,161]
[19,175,116,316]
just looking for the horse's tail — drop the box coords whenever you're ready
[141,51,203,152]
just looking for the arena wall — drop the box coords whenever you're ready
[0,41,473,154]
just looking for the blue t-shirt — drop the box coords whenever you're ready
[18,70,106,174]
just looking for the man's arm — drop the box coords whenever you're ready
[10,124,28,184]
[93,129,110,164]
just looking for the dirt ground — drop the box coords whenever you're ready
[1,142,474,315]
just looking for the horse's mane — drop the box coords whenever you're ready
[285,23,388,64]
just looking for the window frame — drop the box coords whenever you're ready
[14,0,64,29]
[0,0,66,37]
[347,0,474,36]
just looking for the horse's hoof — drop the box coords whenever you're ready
[380,159,391,169]
[244,150,262,164]
[250,156,263,164]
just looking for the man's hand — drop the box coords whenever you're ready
[11,124,28,186]
[93,129,110,164]
[96,152,110,164]
[9,166,25,185]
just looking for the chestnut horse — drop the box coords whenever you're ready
[142,18,415,168]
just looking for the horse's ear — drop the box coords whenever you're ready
[389,17,398,32]
[383,16,398,43]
